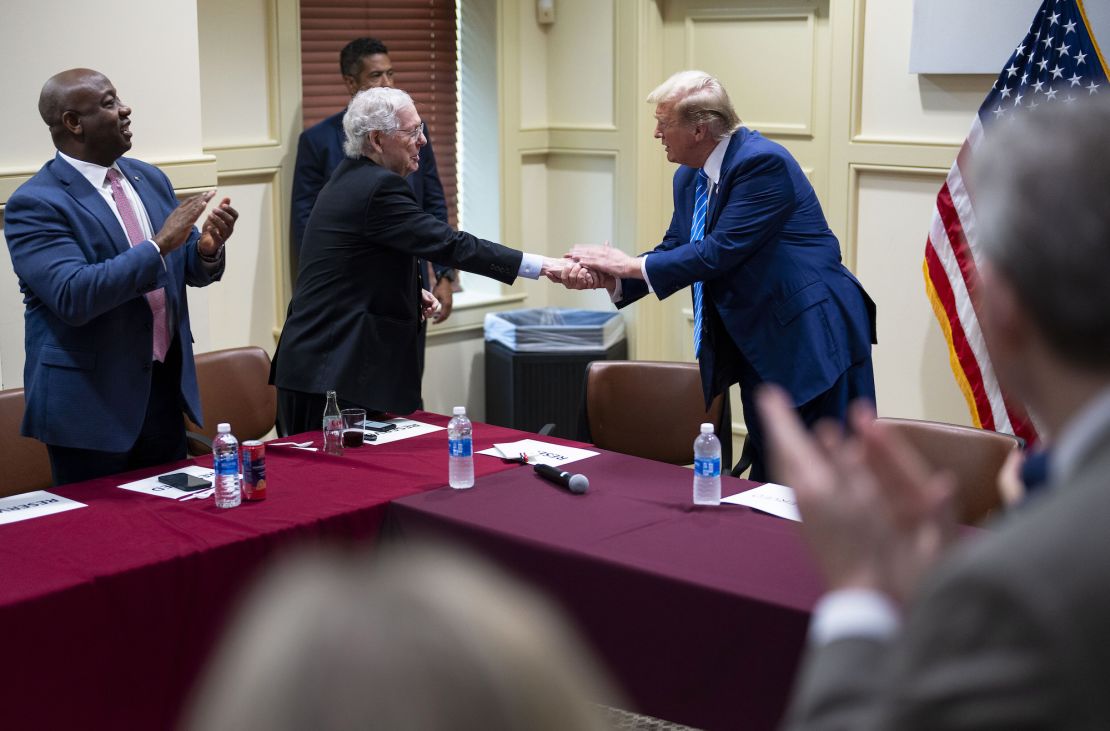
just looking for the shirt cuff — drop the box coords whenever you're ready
[198,246,224,263]
[518,252,543,280]
[808,589,901,646]
[609,277,624,303]
[640,255,654,294]
[145,240,167,271]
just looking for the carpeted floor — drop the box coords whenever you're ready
[600,705,702,730]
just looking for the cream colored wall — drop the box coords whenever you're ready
[499,0,656,351]
[0,0,300,391]
[499,0,988,436]
[0,0,988,431]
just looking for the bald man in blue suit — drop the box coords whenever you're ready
[4,68,237,485]
[569,71,876,481]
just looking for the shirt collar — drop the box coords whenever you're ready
[1049,385,1110,486]
[57,150,123,191]
[701,133,733,188]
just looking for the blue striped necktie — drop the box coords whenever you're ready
[691,170,709,357]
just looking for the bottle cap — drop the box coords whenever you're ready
[217,423,231,433]
[453,406,466,415]
[700,423,714,434]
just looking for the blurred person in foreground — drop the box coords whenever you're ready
[763,100,1110,730]
[184,546,619,731]
[270,87,568,434]
[563,71,876,481]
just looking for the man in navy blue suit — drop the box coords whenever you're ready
[291,37,456,325]
[4,68,237,485]
[568,71,876,481]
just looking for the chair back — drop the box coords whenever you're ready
[185,347,277,456]
[874,417,1020,525]
[583,360,729,465]
[0,388,53,497]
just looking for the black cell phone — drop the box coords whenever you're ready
[358,419,397,433]
[158,472,212,491]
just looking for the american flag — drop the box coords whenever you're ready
[924,0,1108,445]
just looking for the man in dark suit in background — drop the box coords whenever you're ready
[568,70,876,481]
[763,101,1110,730]
[4,68,238,484]
[291,36,457,331]
[272,87,567,434]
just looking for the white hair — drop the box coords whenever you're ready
[342,87,414,158]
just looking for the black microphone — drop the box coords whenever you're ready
[533,463,589,494]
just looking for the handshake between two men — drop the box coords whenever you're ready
[417,243,628,320]
[544,243,631,293]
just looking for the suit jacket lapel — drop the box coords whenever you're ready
[50,155,130,256]
[118,158,168,228]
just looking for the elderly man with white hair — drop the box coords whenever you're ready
[271,87,567,433]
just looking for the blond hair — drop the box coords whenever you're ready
[647,70,741,140]
[185,545,620,731]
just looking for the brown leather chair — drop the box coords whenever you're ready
[185,347,277,456]
[582,360,731,466]
[0,388,53,497]
[874,417,1021,526]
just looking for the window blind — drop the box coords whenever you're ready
[300,0,459,225]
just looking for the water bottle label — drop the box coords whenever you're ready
[694,456,720,478]
[214,452,239,476]
[449,437,472,458]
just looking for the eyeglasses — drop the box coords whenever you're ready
[395,123,425,142]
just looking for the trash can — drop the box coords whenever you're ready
[484,308,627,439]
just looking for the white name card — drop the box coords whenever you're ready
[0,491,87,526]
[722,482,802,522]
[478,439,599,468]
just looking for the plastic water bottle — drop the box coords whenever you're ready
[693,422,721,506]
[448,406,474,489]
[322,389,344,456]
[213,422,242,509]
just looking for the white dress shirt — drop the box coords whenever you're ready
[57,151,160,259]
[611,133,734,302]
[517,252,545,280]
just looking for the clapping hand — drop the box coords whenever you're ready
[198,197,238,258]
[154,190,216,255]
[757,385,956,604]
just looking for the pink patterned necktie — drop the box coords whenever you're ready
[105,168,169,362]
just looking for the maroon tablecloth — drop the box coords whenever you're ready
[0,412,538,730]
[385,451,826,731]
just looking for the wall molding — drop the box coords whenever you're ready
[0,155,219,206]
[845,162,948,271]
[685,6,818,138]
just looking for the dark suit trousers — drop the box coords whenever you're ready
[47,336,188,486]
[738,353,876,483]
